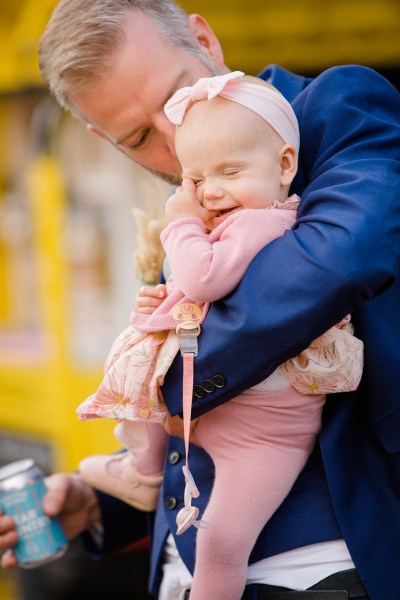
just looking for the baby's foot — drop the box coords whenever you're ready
[78,452,163,512]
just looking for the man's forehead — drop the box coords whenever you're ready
[119,10,176,63]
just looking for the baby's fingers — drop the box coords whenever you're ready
[135,284,167,314]
[181,177,196,194]
[137,284,166,300]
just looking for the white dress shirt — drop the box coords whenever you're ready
[158,535,355,600]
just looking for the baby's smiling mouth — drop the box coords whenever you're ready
[215,207,235,217]
[206,206,239,231]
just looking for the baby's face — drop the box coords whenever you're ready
[175,97,293,230]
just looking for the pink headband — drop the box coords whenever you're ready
[164,71,300,153]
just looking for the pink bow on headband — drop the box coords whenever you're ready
[164,70,300,153]
[164,71,245,125]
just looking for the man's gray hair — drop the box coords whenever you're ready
[39,0,213,112]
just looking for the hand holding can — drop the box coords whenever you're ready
[0,459,68,568]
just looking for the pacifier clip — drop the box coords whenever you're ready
[172,303,208,535]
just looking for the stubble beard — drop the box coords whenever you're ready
[143,165,182,186]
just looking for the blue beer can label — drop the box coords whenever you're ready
[0,460,68,568]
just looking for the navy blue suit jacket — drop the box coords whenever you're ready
[96,65,400,599]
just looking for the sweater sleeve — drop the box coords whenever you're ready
[160,208,296,302]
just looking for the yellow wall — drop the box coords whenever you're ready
[0,0,399,93]
[181,0,400,74]
[0,150,119,472]
[0,0,55,92]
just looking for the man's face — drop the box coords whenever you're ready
[70,12,225,184]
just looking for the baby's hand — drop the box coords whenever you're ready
[165,177,212,224]
[135,284,167,315]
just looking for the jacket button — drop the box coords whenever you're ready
[213,375,226,388]
[165,495,178,510]
[168,450,181,465]
[193,384,205,399]
[203,379,215,393]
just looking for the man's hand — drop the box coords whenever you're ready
[0,473,100,569]
[135,283,167,314]
[165,177,213,224]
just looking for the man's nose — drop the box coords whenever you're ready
[154,113,177,157]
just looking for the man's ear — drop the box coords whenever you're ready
[187,14,225,69]
[86,123,106,139]
[279,144,298,187]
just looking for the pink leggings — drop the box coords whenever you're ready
[189,387,325,600]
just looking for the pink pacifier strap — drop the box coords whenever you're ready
[182,352,194,473]
[172,302,208,535]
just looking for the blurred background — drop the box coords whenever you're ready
[0,0,399,598]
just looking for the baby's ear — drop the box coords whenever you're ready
[279,144,298,186]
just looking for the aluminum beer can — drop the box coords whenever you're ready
[0,459,68,568]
